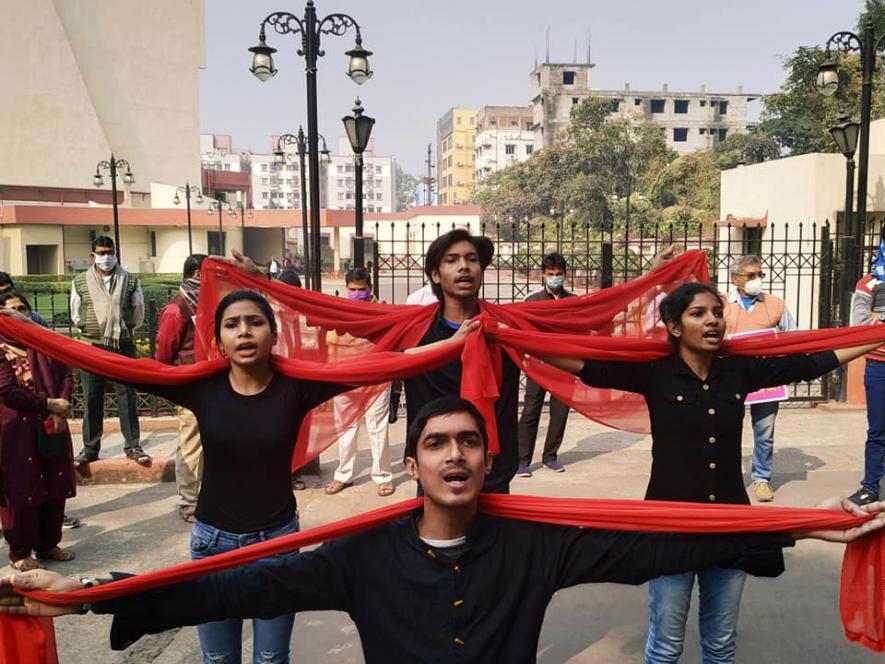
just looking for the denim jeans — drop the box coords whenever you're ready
[749,401,779,483]
[862,360,885,494]
[190,515,299,664]
[645,568,746,664]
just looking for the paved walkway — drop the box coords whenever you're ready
[4,405,881,663]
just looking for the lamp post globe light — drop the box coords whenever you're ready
[207,198,233,256]
[173,183,204,256]
[250,0,372,291]
[93,154,135,264]
[817,21,885,290]
[342,98,375,269]
[275,128,331,289]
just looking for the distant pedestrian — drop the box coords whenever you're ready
[326,268,395,497]
[0,292,76,571]
[156,255,206,522]
[723,254,797,502]
[516,253,576,477]
[69,236,149,468]
[268,256,280,280]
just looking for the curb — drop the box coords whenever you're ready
[75,457,176,485]
[68,416,179,435]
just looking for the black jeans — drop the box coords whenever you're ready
[517,377,570,464]
[80,341,141,454]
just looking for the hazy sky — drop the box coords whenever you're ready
[200,0,867,173]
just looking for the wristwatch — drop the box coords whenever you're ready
[78,576,96,614]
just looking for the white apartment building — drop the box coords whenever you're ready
[199,134,246,173]
[529,62,759,153]
[474,106,535,184]
[325,138,396,214]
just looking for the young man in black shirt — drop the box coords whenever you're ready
[2,397,884,663]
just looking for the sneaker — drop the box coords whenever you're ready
[751,481,774,502]
[516,464,532,478]
[61,515,81,530]
[848,488,879,506]
[543,460,566,473]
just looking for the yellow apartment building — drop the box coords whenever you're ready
[436,107,478,205]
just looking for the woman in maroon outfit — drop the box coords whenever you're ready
[0,292,75,571]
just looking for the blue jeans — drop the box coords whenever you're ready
[190,516,299,664]
[645,568,746,664]
[750,401,779,483]
[862,360,885,494]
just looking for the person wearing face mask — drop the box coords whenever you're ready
[516,253,576,477]
[69,236,149,468]
[325,268,395,496]
[723,255,796,503]
[156,254,206,522]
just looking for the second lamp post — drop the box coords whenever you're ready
[207,199,232,256]
[93,154,135,264]
[343,98,375,269]
[174,183,204,256]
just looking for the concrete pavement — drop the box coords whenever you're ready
[4,405,881,663]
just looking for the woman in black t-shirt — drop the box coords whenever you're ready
[547,282,883,664]
[143,290,348,664]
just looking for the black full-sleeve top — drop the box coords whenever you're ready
[95,512,793,663]
[578,351,839,504]
[146,373,346,532]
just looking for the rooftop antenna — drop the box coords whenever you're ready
[586,28,592,64]
[573,39,577,63]
[534,43,538,68]
[545,27,550,63]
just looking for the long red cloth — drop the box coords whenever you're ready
[2,495,881,663]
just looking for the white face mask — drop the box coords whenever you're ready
[93,254,117,272]
[743,277,763,297]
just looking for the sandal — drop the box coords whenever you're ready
[73,451,98,469]
[36,547,75,562]
[10,556,41,572]
[377,482,395,497]
[324,480,353,495]
[125,447,152,467]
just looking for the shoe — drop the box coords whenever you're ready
[516,464,532,478]
[125,447,152,467]
[543,461,566,473]
[61,515,81,530]
[752,481,774,502]
[73,451,98,469]
[848,488,879,506]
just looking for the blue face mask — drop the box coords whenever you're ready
[545,275,565,290]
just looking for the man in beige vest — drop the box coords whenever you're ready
[724,254,797,502]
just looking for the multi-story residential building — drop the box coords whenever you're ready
[325,138,396,214]
[529,62,759,153]
[474,105,535,184]
[436,107,478,205]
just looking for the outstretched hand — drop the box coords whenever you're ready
[797,496,885,543]
[0,570,85,617]
[211,249,262,277]
[651,244,678,271]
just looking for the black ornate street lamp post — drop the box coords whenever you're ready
[818,20,885,286]
[207,198,233,256]
[343,98,375,268]
[173,183,204,256]
[231,201,254,254]
[93,154,134,264]
[250,0,373,291]
[275,128,331,289]
[829,115,862,327]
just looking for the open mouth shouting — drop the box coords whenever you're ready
[234,341,258,358]
[441,467,472,491]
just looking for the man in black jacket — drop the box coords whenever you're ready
[2,397,883,663]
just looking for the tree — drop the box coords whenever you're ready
[394,163,420,212]
[713,130,781,170]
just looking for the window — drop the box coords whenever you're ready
[261,178,268,185]
[634,98,642,106]
[650,99,666,113]
[469,116,475,125]
[262,192,268,199]
[700,100,707,107]
[572,97,579,105]
[261,164,268,172]
[609,99,621,112]
[526,145,534,155]
[337,165,344,173]
[375,165,382,174]
[718,101,729,114]
[674,99,689,114]
[376,193,383,200]
[699,128,706,135]
[149,231,157,258]
[562,71,576,85]
[346,192,353,199]
[742,227,762,256]
[456,116,462,125]
[374,179,382,187]
[673,128,688,142]
[223,163,231,171]
[719,128,728,141]
[345,164,353,172]
[505,144,516,155]
[526,121,533,130]
[337,178,344,186]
